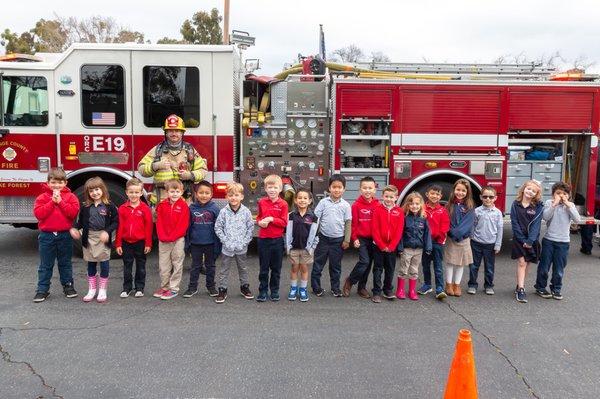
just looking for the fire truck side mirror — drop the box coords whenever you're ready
[0,128,9,137]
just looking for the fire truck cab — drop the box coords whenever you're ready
[0,43,240,224]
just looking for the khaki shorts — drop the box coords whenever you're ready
[288,249,314,265]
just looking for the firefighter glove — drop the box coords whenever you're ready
[179,170,193,181]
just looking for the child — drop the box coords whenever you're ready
[444,179,475,297]
[70,177,118,303]
[534,182,580,300]
[153,179,190,300]
[510,179,543,303]
[371,185,404,303]
[343,176,379,299]
[397,192,432,301]
[467,186,503,295]
[256,175,289,302]
[115,178,153,298]
[311,174,352,297]
[285,189,319,302]
[183,181,222,298]
[214,182,254,303]
[33,167,80,303]
[419,184,450,300]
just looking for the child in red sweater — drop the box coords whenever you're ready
[33,167,80,303]
[115,178,153,298]
[371,185,405,303]
[153,179,190,300]
[418,184,451,299]
[343,176,379,298]
[256,174,289,302]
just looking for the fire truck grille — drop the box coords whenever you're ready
[0,196,36,223]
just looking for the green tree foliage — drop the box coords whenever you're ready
[32,19,69,52]
[1,29,35,54]
[180,8,223,45]
[157,37,185,44]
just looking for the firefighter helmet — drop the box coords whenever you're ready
[163,114,186,132]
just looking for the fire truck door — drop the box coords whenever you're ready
[130,50,214,180]
[0,68,55,206]
[54,50,132,172]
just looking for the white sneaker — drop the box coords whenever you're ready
[120,291,130,298]
[134,291,144,298]
[467,287,477,295]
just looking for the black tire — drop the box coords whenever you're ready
[72,179,127,258]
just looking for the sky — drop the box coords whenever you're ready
[3,0,600,74]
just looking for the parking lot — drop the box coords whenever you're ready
[1,224,599,399]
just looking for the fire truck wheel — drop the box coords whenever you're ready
[409,180,455,205]
[72,179,128,258]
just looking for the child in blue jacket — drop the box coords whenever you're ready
[511,180,544,303]
[183,181,222,298]
[444,179,475,297]
[397,192,432,301]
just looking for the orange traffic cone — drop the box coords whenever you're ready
[444,329,478,399]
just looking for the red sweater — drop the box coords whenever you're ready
[257,196,288,238]
[155,198,190,242]
[425,202,450,244]
[34,184,80,232]
[351,195,380,241]
[372,203,405,251]
[115,201,153,247]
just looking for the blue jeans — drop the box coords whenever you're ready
[36,231,74,293]
[535,238,569,293]
[258,237,284,294]
[88,261,110,278]
[372,249,396,295]
[468,240,496,289]
[347,237,374,289]
[421,242,444,292]
[311,234,344,292]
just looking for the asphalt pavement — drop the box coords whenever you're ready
[1,224,599,399]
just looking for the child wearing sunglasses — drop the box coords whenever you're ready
[467,186,504,295]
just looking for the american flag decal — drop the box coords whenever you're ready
[92,112,116,125]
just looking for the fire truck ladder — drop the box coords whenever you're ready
[353,62,557,80]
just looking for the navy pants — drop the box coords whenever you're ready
[311,234,344,292]
[468,240,496,289]
[189,243,216,290]
[347,237,374,289]
[422,242,444,292]
[580,225,594,252]
[122,240,147,292]
[36,231,74,293]
[372,249,396,296]
[258,237,284,294]
[535,238,569,293]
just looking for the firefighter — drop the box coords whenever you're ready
[137,114,208,204]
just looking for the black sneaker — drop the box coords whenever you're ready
[580,248,592,255]
[241,284,254,300]
[270,291,280,301]
[552,291,563,300]
[382,290,396,300]
[63,283,78,298]
[516,287,527,303]
[535,288,552,299]
[313,287,325,297]
[215,288,227,304]
[182,288,198,298]
[33,292,49,303]
[207,286,219,297]
[331,289,342,297]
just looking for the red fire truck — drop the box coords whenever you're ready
[0,43,598,227]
